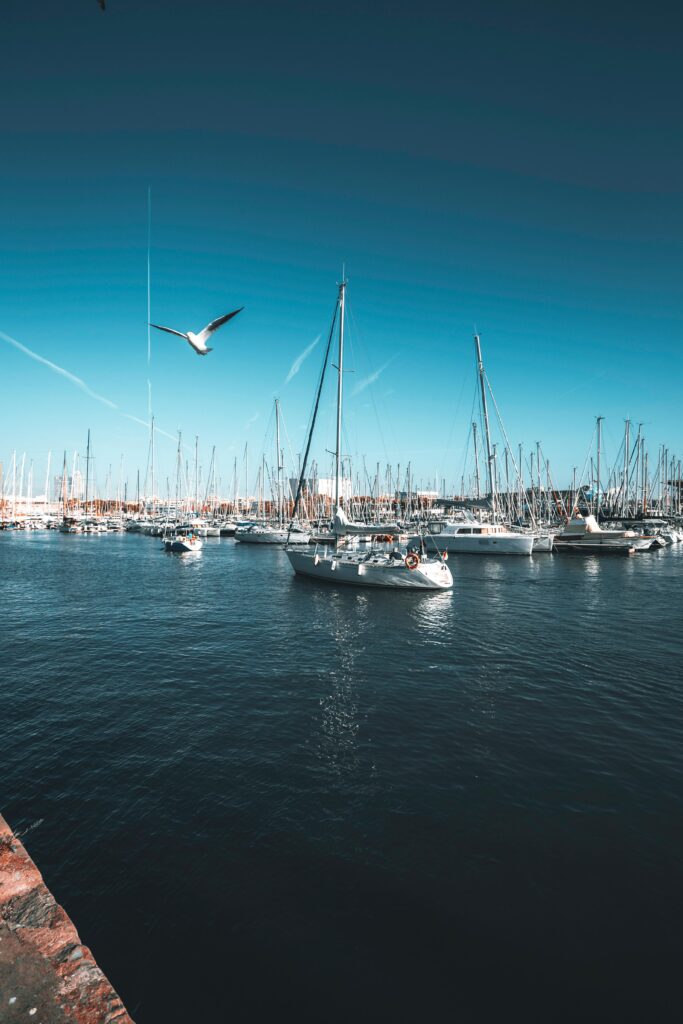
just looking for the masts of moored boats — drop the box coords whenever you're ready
[275,398,283,527]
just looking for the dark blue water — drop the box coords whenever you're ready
[2,532,682,1021]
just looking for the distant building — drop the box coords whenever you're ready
[287,477,354,501]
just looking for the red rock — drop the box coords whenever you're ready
[0,814,134,1023]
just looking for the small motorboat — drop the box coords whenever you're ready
[163,530,203,554]
[553,514,650,554]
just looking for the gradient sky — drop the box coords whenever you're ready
[1,1,681,497]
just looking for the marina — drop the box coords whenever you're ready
[3,3,683,1021]
[2,529,682,1020]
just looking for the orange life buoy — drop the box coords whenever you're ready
[405,552,420,570]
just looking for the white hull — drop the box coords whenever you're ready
[532,533,554,553]
[287,548,453,589]
[554,516,651,554]
[164,536,203,553]
[417,532,533,555]
[554,536,646,554]
[236,527,310,544]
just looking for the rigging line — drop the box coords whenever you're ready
[279,410,299,487]
[460,377,479,484]
[537,441,567,520]
[288,294,340,532]
[572,421,598,506]
[437,358,473,484]
[345,299,393,464]
[483,371,536,526]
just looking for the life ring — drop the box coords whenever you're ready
[405,552,420,570]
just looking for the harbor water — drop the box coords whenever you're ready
[2,532,682,1021]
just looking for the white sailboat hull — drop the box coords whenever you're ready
[287,548,453,589]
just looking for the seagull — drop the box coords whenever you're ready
[149,308,244,356]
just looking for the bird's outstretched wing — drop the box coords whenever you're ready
[197,307,244,343]
[149,323,188,340]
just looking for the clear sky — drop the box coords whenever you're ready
[1,1,681,497]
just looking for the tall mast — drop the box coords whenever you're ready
[334,279,346,511]
[474,334,496,521]
[518,443,523,519]
[84,428,90,518]
[195,435,199,515]
[175,432,182,519]
[622,419,631,516]
[595,416,603,518]
[11,451,16,520]
[44,451,51,513]
[643,450,648,514]
[61,451,67,517]
[275,398,282,526]
[18,456,25,520]
[472,423,481,500]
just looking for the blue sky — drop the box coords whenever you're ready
[1,1,681,496]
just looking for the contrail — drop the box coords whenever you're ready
[285,335,320,384]
[0,329,118,409]
[351,359,393,397]
[1,328,182,446]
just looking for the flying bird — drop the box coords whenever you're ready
[149,307,243,356]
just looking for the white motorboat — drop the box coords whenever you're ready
[413,519,534,555]
[285,279,453,592]
[163,531,203,553]
[236,523,310,544]
[553,515,650,554]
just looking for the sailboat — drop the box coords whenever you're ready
[286,280,453,590]
[417,335,533,555]
[236,399,310,544]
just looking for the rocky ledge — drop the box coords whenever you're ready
[0,814,133,1023]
